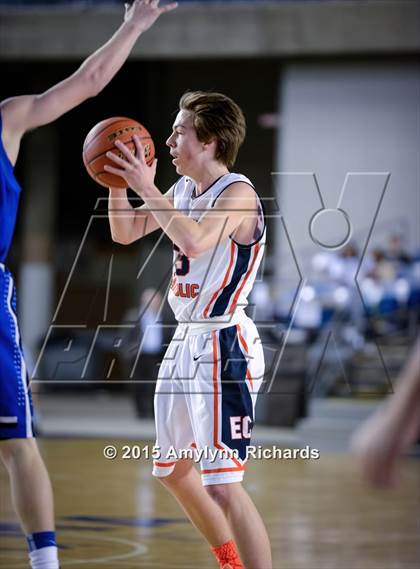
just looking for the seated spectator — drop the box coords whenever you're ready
[368,248,396,283]
[385,234,412,277]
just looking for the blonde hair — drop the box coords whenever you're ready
[179,91,246,169]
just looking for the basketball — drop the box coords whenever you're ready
[82,117,155,188]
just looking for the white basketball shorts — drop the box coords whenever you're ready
[153,313,264,486]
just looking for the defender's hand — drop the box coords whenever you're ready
[124,0,178,32]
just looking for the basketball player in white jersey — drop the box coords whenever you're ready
[107,91,272,569]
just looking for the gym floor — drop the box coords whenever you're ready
[0,394,419,568]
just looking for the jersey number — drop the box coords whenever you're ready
[174,244,190,276]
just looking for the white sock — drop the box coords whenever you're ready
[29,546,59,569]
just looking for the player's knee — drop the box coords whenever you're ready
[156,460,194,488]
[205,483,235,511]
[157,471,185,491]
[0,438,38,467]
[157,472,176,488]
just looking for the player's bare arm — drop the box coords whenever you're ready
[138,182,256,257]
[104,136,257,255]
[108,185,174,244]
[0,0,177,164]
[351,338,420,488]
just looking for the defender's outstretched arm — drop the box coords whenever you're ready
[0,0,177,163]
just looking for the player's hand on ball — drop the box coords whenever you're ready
[105,136,157,196]
[124,0,178,32]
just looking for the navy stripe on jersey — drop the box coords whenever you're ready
[210,180,255,208]
[219,326,254,461]
[211,182,266,248]
[210,246,251,317]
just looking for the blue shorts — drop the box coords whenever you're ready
[0,263,33,439]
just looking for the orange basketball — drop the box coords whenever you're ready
[82,117,155,188]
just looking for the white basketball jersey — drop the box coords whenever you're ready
[168,173,266,323]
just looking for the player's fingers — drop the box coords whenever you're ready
[106,150,131,168]
[133,135,147,165]
[104,164,127,177]
[114,140,138,163]
[160,2,178,13]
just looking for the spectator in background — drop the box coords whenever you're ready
[126,288,171,418]
[328,242,364,287]
[386,234,412,266]
[368,248,396,283]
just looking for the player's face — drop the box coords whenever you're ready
[166,111,205,176]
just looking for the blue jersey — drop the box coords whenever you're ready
[0,111,21,263]
[0,111,33,439]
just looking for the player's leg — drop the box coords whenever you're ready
[0,438,55,532]
[153,332,243,568]
[188,324,271,568]
[0,268,59,569]
[206,482,272,569]
[158,458,233,547]
[0,438,59,569]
